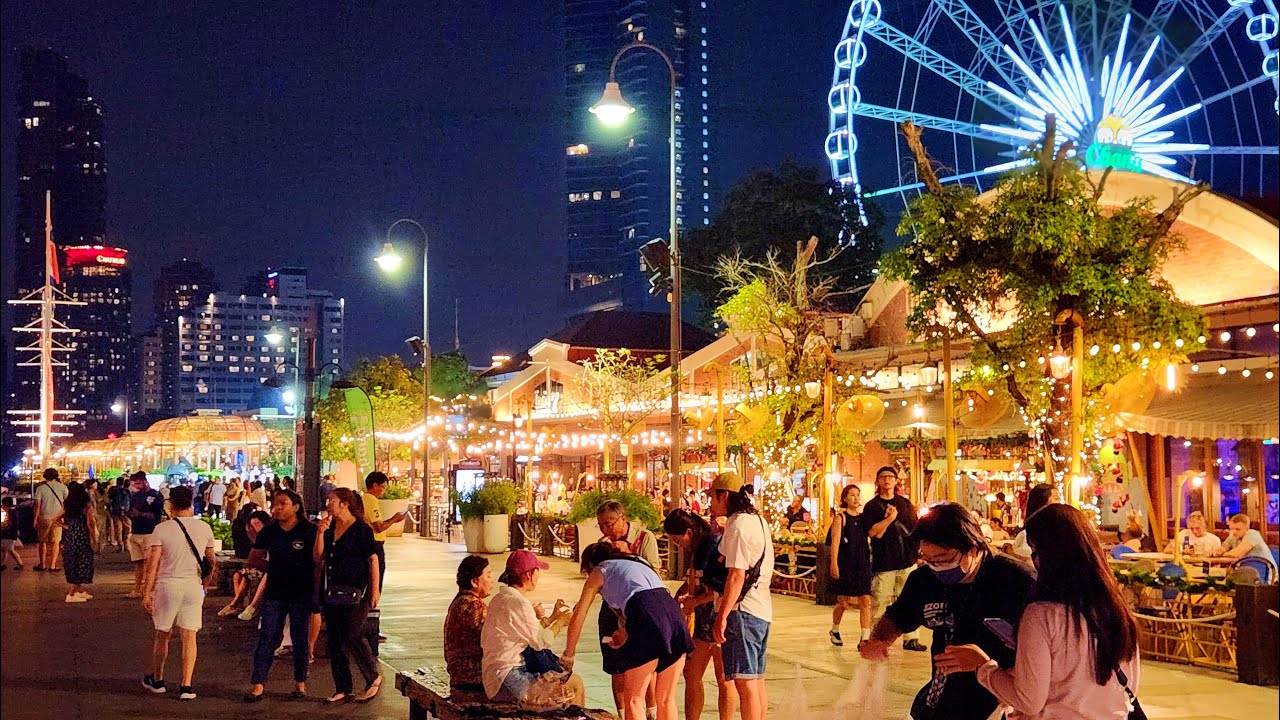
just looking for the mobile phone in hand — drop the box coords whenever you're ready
[983,617,1016,649]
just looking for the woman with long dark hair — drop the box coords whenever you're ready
[1007,483,1060,563]
[314,487,381,703]
[56,482,97,602]
[937,503,1140,718]
[664,509,738,720]
[828,484,873,648]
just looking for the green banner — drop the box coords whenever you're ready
[341,388,376,479]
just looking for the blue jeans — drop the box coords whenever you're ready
[721,610,770,680]
[251,597,313,685]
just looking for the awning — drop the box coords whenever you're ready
[926,458,1024,472]
[1116,371,1279,441]
[860,397,1028,441]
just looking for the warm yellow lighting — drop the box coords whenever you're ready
[589,81,635,126]
[1048,344,1072,380]
[1165,364,1177,391]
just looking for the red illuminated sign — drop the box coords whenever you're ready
[64,245,128,268]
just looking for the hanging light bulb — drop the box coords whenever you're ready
[1048,342,1072,380]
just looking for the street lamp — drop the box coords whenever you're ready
[111,400,129,433]
[374,218,433,538]
[591,41,684,494]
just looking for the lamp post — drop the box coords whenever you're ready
[375,219,433,538]
[111,400,129,434]
[591,42,683,493]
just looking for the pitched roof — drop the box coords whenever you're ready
[550,310,716,352]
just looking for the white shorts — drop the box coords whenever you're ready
[127,533,151,562]
[152,579,205,632]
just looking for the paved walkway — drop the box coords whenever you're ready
[2,535,1275,719]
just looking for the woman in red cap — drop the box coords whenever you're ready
[479,549,582,707]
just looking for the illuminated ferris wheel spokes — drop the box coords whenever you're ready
[827,0,1280,209]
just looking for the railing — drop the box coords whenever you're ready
[1115,570,1238,672]
[771,543,819,600]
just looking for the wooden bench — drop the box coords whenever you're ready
[210,552,245,596]
[395,665,615,720]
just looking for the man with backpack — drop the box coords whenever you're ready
[140,485,217,700]
[710,472,774,720]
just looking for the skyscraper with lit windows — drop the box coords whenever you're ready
[563,0,713,315]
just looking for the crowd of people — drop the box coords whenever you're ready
[436,466,1161,720]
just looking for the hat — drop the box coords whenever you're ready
[505,549,549,575]
[711,472,744,493]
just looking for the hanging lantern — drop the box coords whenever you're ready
[1048,342,1072,380]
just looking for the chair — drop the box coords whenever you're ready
[1232,556,1277,585]
[1156,562,1186,600]
[1110,544,1137,560]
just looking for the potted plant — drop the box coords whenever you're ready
[379,481,413,538]
[474,481,519,553]
[565,487,663,554]
[200,516,233,554]
[455,489,485,553]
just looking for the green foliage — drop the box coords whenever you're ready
[576,349,670,470]
[881,130,1206,466]
[473,481,520,516]
[380,482,412,500]
[200,516,233,546]
[683,160,883,305]
[454,489,485,521]
[564,488,663,531]
[425,351,489,400]
[319,355,425,464]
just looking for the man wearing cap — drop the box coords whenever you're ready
[710,472,774,720]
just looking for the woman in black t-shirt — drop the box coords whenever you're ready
[314,488,382,703]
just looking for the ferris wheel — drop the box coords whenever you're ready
[827,0,1280,220]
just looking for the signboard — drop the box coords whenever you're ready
[340,388,376,480]
[64,245,128,268]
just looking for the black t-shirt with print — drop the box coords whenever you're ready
[883,554,1034,720]
[253,519,318,602]
[863,494,918,573]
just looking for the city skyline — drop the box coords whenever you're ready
[1,1,854,368]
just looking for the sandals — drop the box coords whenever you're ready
[355,677,382,703]
[325,692,350,704]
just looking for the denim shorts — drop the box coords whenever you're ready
[721,610,770,680]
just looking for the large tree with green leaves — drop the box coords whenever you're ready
[682,160,882,306]
[319,356,425,465]
[881,119,1206,474]
[574,348,669,472]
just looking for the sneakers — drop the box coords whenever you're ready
[903,638,928,652]
[829,629,844,646]
[65,594,89,603]
[217,604,239,617]
[143,675,166,694]
[74,591,93,600]
[238,605,257,621]
[179,686,196,700]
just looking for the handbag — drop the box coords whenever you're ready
[174,518,213,581]
[1116,668,1147,720]
[323,528,366,606]
[521,647,564,674]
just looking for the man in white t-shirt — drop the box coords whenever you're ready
[206,479,228,519]
[32,468,69,572]
[1163,511,1223,556]
[710,472,774,720]
[141,485,217,701]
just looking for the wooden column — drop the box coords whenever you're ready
[1149,434,1169,547]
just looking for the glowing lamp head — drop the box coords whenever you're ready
[111,402,125,415]
[375,242,403,272]
[589,82,635,126]
[264,329,284,346]
[803,380,821,399]
[282,390,297,405]
[1048,346,1072,380]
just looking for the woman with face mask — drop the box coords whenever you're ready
[860,502,1034,720]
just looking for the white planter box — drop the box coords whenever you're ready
[462,518,485,553]
[380,498,410,537]
[576,520,604,553]
[483,514,510,554]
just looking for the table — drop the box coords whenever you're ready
[1119,552,1235,565]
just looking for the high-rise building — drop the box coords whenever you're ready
[153,259,218,416]
[175,267,344,414]
[8,48,111,443]
[61,245,133,434]
[137,331,163,415]
[562,0,713,314]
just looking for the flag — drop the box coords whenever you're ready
[44,191,60,285]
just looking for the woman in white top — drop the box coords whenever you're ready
[937,504,1140,720]
[1006,483,1059,564]
[479,550,583,707]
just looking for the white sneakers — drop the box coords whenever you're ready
[64,592,92,603]
[238,605,257,621]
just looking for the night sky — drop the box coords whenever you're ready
[1,1,855,365]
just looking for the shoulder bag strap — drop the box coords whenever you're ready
[174,518,206,570]
[1115,668,1147,720]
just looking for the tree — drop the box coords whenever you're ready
[682,160,882,306]
[318,356,425,465]
[423,351,489,401]
[574,349,669,472]
[715,239,861,526]
[881,118,1207,477]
